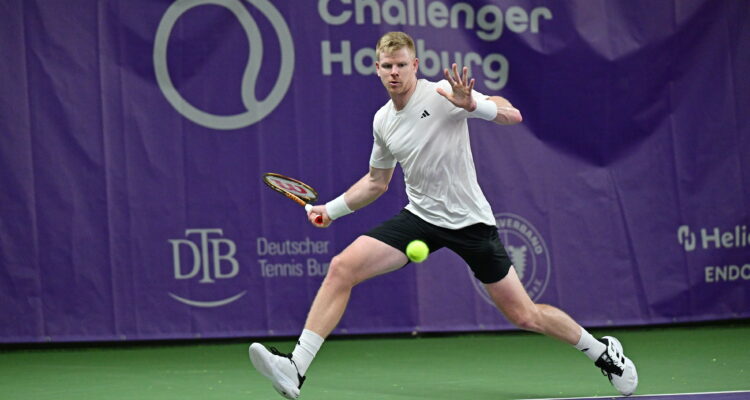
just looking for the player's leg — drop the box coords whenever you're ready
[484,267,581,343]
[304,235,408,337]
[249,235,408,399]
[450,224,637,396]
[485,269,638,395]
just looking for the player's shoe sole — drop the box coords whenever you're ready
[249,343,304,399]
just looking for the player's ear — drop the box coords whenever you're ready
[413,57,419,73]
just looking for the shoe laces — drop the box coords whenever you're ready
[269,347,292,359]
[595,339,625,378]
[269,347,306,389]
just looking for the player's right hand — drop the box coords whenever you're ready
[308,205,332,227]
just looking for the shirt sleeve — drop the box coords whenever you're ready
[369,116,397,169]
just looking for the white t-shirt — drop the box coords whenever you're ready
[370,79,496,229]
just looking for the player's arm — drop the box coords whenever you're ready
[486,95,522,125]
[308,166,394,227]
[343,166,394,210]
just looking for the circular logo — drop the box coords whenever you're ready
[468,212,551,305]
[153,0,294,130]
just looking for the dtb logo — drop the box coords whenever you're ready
[168,229,246,307]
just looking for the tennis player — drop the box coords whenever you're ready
[249,31,638,398]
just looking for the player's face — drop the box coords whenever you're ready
[376,48,419,97]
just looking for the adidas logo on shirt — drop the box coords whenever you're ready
[420,110,430,118]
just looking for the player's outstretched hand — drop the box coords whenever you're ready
[436,63,476,112]
[308,205,331,227]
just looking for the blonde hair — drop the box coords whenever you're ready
[375,31,416,59]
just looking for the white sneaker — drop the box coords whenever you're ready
[249,343,306,399]
[594,336,638,396]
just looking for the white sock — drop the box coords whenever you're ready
[575,327,607,361]
[291,329,325,376]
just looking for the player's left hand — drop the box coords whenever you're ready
[436,63,477,112]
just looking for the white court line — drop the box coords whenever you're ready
[517,390,750,400]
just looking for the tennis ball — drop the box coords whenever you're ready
[406,240,429,263]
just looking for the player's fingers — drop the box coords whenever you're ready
[443,68,455,86]
[315,216,331,228]
[308,205,323,224]
[312,215,328,227]
[312,213,323,225]
[462,66,469,86]
[468,78,475,92]
[452,63,460,84]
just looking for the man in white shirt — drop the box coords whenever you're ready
[249,31,638,399]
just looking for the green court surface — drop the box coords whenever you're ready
[1,322,748,400]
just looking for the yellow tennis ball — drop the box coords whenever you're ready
[406,240,429,263]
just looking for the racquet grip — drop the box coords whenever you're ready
[304,204,323,224]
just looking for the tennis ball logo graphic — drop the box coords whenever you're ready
[154,0,294,130]
[406,240,429,263]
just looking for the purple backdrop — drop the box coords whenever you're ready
[1,0,748,342]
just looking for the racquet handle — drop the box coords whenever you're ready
[305,204,323,224]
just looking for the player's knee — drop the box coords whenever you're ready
[322,255,357,289]
[507,306,542,332]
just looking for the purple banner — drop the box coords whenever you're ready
[1,0,748,342]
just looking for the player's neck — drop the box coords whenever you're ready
[390,79,418,111]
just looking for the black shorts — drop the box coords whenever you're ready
[364,209,512,283]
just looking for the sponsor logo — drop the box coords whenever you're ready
[678,224,750,283]
[677,224,749,252]
[153,0,294,130]
[469,212,551,305]
[168,228,245,307]
[420,109,430,119]
[265,175,313,199]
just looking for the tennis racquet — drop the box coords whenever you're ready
[262,172,323,224]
